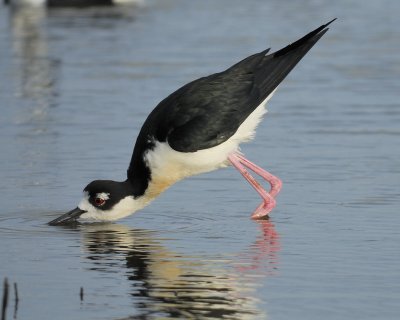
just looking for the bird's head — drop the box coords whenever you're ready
[48,180,143,225]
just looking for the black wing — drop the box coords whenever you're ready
[127,20,334,185]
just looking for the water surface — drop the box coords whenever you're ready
[0,1,399,319]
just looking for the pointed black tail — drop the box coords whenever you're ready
[254,19,336,101]
[274,18,336,57]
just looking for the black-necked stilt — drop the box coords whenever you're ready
[49,19,335,225]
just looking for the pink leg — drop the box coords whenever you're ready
[235,154,282,198]
[228,153,282,219]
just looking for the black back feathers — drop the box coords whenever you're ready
[127,20,334,189]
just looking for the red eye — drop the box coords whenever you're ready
[94,197,106,206]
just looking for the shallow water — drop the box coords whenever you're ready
[0,0,399,319]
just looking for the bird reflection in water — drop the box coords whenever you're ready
[76,222,280,319]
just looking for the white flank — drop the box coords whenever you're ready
[145,89,277,182]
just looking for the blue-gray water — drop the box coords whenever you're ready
[0,1,399,319]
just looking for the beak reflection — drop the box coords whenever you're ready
[48,207,86,226]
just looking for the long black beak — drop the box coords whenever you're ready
[48,207,87,226]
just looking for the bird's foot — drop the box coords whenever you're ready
[251,194,276,220]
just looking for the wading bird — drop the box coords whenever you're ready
[49,20,334,225]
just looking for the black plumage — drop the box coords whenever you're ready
[127,20,334,196]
